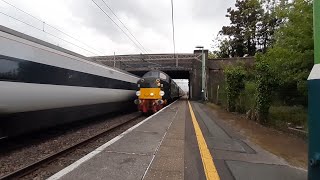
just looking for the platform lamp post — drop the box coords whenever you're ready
[308,0,320,179]
[196,46,206,101]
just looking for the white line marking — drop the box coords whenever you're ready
[47,100,178,180]
[104,151,148,156]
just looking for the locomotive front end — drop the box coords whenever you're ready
[135,78,166,113]
[134,71,168,113]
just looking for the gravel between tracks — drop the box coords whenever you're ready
[0,112,145,179]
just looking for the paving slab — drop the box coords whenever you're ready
[144,169,183,180]
[149,156,184,172]
[161,138,184,148]
[212,159,235,180]
[227,160,306,180]
[206,137,246,153]
[156,146,184,158]
[136,112,175,133]
[165,132,184,140]
[59,152,152,180]
[192,102,230,139]
[104,130,163,155]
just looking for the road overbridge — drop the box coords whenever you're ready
[91,51,254,101]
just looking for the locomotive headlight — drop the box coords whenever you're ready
[136,91,141,96]
[150,92,154,96]
[157,82,161,86]
[159,91,165,96]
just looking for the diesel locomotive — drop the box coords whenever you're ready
[134,70,183,113]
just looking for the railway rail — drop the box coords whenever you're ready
[0,113,144,180]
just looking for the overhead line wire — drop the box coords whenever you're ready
[0,0,104,55]
[91,0,147,54]
[100,0,149,53]
[170,0,176,57]
[0,11,99,56]
[92,0,165,68]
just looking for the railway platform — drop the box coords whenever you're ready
[48,99,307,180]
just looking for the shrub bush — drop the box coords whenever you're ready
[255,56,278,123]
[217,82,228,107]
[237,81,256,113]
[269,106,307,130]
[224,65,246,112]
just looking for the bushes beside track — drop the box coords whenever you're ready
[216,63,308,131]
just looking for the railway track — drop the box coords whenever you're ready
[0,114,143,180]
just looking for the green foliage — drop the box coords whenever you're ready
[257,1,279,52]
[213,38,233,58]
[217,80,256,113]
[217,82,228,107]
[224,64,246,111]
[255,56,278,123]
[208,51,218,59]
[221,0,264,56]
[214,0,282,57]
[269,106,307,129]
[213,0,311,130]
[237,81,257,113]
[259,0,313,104]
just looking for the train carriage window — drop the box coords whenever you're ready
[159,72,166,80]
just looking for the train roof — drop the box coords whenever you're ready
[0,25,140,78]
[0,25,89,60]
[142,70,170,81]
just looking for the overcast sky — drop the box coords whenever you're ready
[0,0,234,56]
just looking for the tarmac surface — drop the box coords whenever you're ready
[48,99,307,180]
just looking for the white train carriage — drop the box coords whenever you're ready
[0,25,139,138]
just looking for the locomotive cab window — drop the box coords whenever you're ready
[159,72,166,80]
[143,71,159,78]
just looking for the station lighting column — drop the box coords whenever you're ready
[196,46,206,101]
[308,0,320,179]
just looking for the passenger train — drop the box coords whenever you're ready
[134,70,184,113]
[0,26,139,138]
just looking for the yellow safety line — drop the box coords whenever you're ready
[188,101,220,180]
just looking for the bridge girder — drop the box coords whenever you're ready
[91,53,201,62]
[90,53,201,71]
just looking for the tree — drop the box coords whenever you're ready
[213,0,287,57]
[256,0,288,52]
[212,37,233,58]
[260,0,313,105]
[208,51,218,59]
[221,0,264,57]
